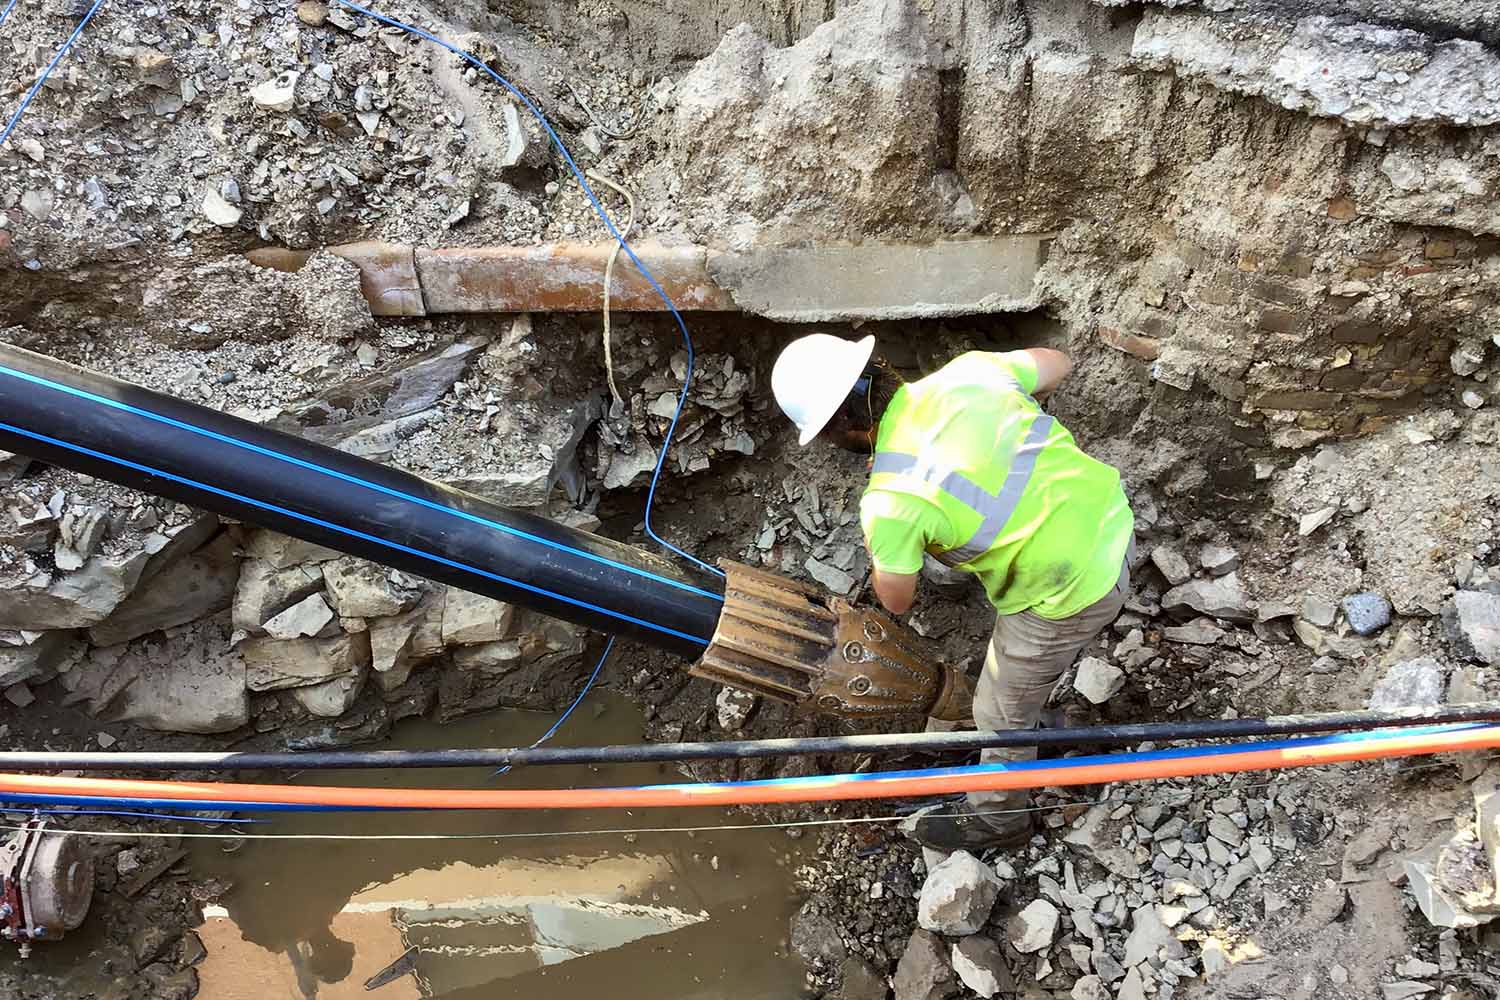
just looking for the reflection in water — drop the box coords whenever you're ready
[191,694,809,998]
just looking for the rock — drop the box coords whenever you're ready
[1199,544,1240,576]
[1301,595,1338,628]
[142,966,197,1000]
[20,188,53,222]
[950,936,1010,998]
[440,589,515,645]
[893,929,957,1000]
[715,687,757,730]
[1151,545,1192,586]
[1161,573,1254,622]
[140,515,222,581]
[1217,859,1259,899]
[1207,815,1244,847]
[1162,618,1224,645]
[132,923,175,969]
[1116,966,1147,1000]
[790,901,846,966]
[836,956,889,1000]
[1369,657,1447,711]
[1475,767,1500,880]
[368,611,421,691]
[250,70,299,111]
[0,630,85,688]
[1343,592,1393,636]
[1452,339,1487,377]
[1398,958,1441,978]
[244,531,342,569]
[1463,390,1487,410]
[295,0,327,25]
[1008,899,1059,954]
[1093,951,1126,984]
[1445,591,1500,664]
[243,631,369,691]
[0,549,151,630]
[1200,938,1230,976]
[1071,975,1110,1000]
[88,534,239,646]
[1299,506,1338,536]
[918,850,1003,934]
[322,558,423,618]
[54,507,109,571]
[262,593,335,640]
[1405,832,1500,929]
[805,556,856,595]
[288,653,367,717]
[1122,905,1178,967]
[921,554,971,597]
[201,188,242,227]
[59,623,247,733]
[4,683,34,707]
[1064,803,1141,878]
[1382,983,1435,1000]
[1073,657,1125,704]
[231,560,324,635]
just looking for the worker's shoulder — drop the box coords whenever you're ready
[925,350,1033,390]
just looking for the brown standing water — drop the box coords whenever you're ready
[186,693,810,999]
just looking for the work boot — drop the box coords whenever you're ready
[906,802,1033,852]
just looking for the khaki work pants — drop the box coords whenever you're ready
[967,558,1131,826]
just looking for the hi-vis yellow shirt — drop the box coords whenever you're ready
[860,351,1134,620]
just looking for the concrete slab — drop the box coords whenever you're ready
[707,237,1050,322]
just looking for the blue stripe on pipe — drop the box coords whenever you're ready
[5,723,1491,814]
[0,363,723,603]
[0,421,714,648]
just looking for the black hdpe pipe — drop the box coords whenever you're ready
[0,344,724,659]
[3,704,1497,771]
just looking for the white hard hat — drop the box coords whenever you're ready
[771,334,876,446]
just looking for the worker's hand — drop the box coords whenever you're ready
[871,569,918,616]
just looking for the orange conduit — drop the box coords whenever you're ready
[1,724,1496,812]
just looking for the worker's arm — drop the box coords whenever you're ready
[1021,348,1073,396]
[872,569,918,616]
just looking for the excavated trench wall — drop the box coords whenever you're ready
[2,0,1499,736]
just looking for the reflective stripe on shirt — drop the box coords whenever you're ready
[871,413,1056,566]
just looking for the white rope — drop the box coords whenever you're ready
[585,168,636,410]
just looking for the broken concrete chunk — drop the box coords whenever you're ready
[1161,572,1255,623]
[262,593,335,640]
[440,589,516,645]
[950,936,1011,998]
[1369,657,1448,712]
[1150,545,1192,586]
[917,850,1003,935]
[1343,592,1393,636]
[250,70,299,111]
[1073,657,1125,704]
[1009,898,1059,954]
[242,631,369,691]
[322,557,424,618]
[715,687,757,730]
[1445,591,1500,664]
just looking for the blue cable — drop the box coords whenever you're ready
[0,0,107,151]
[493,635,614,776]
[332,1,723,580]
[7,808,264,824]
[0,0,21,30]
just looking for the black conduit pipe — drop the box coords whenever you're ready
[2,704,1498,771]
[0,343,724,658]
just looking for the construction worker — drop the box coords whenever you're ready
[771,334,1134,850]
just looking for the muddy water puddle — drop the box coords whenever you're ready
[190,694,809,999]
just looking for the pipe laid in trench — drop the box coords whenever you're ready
[0,703,1497,772]
[0,344,724,659]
